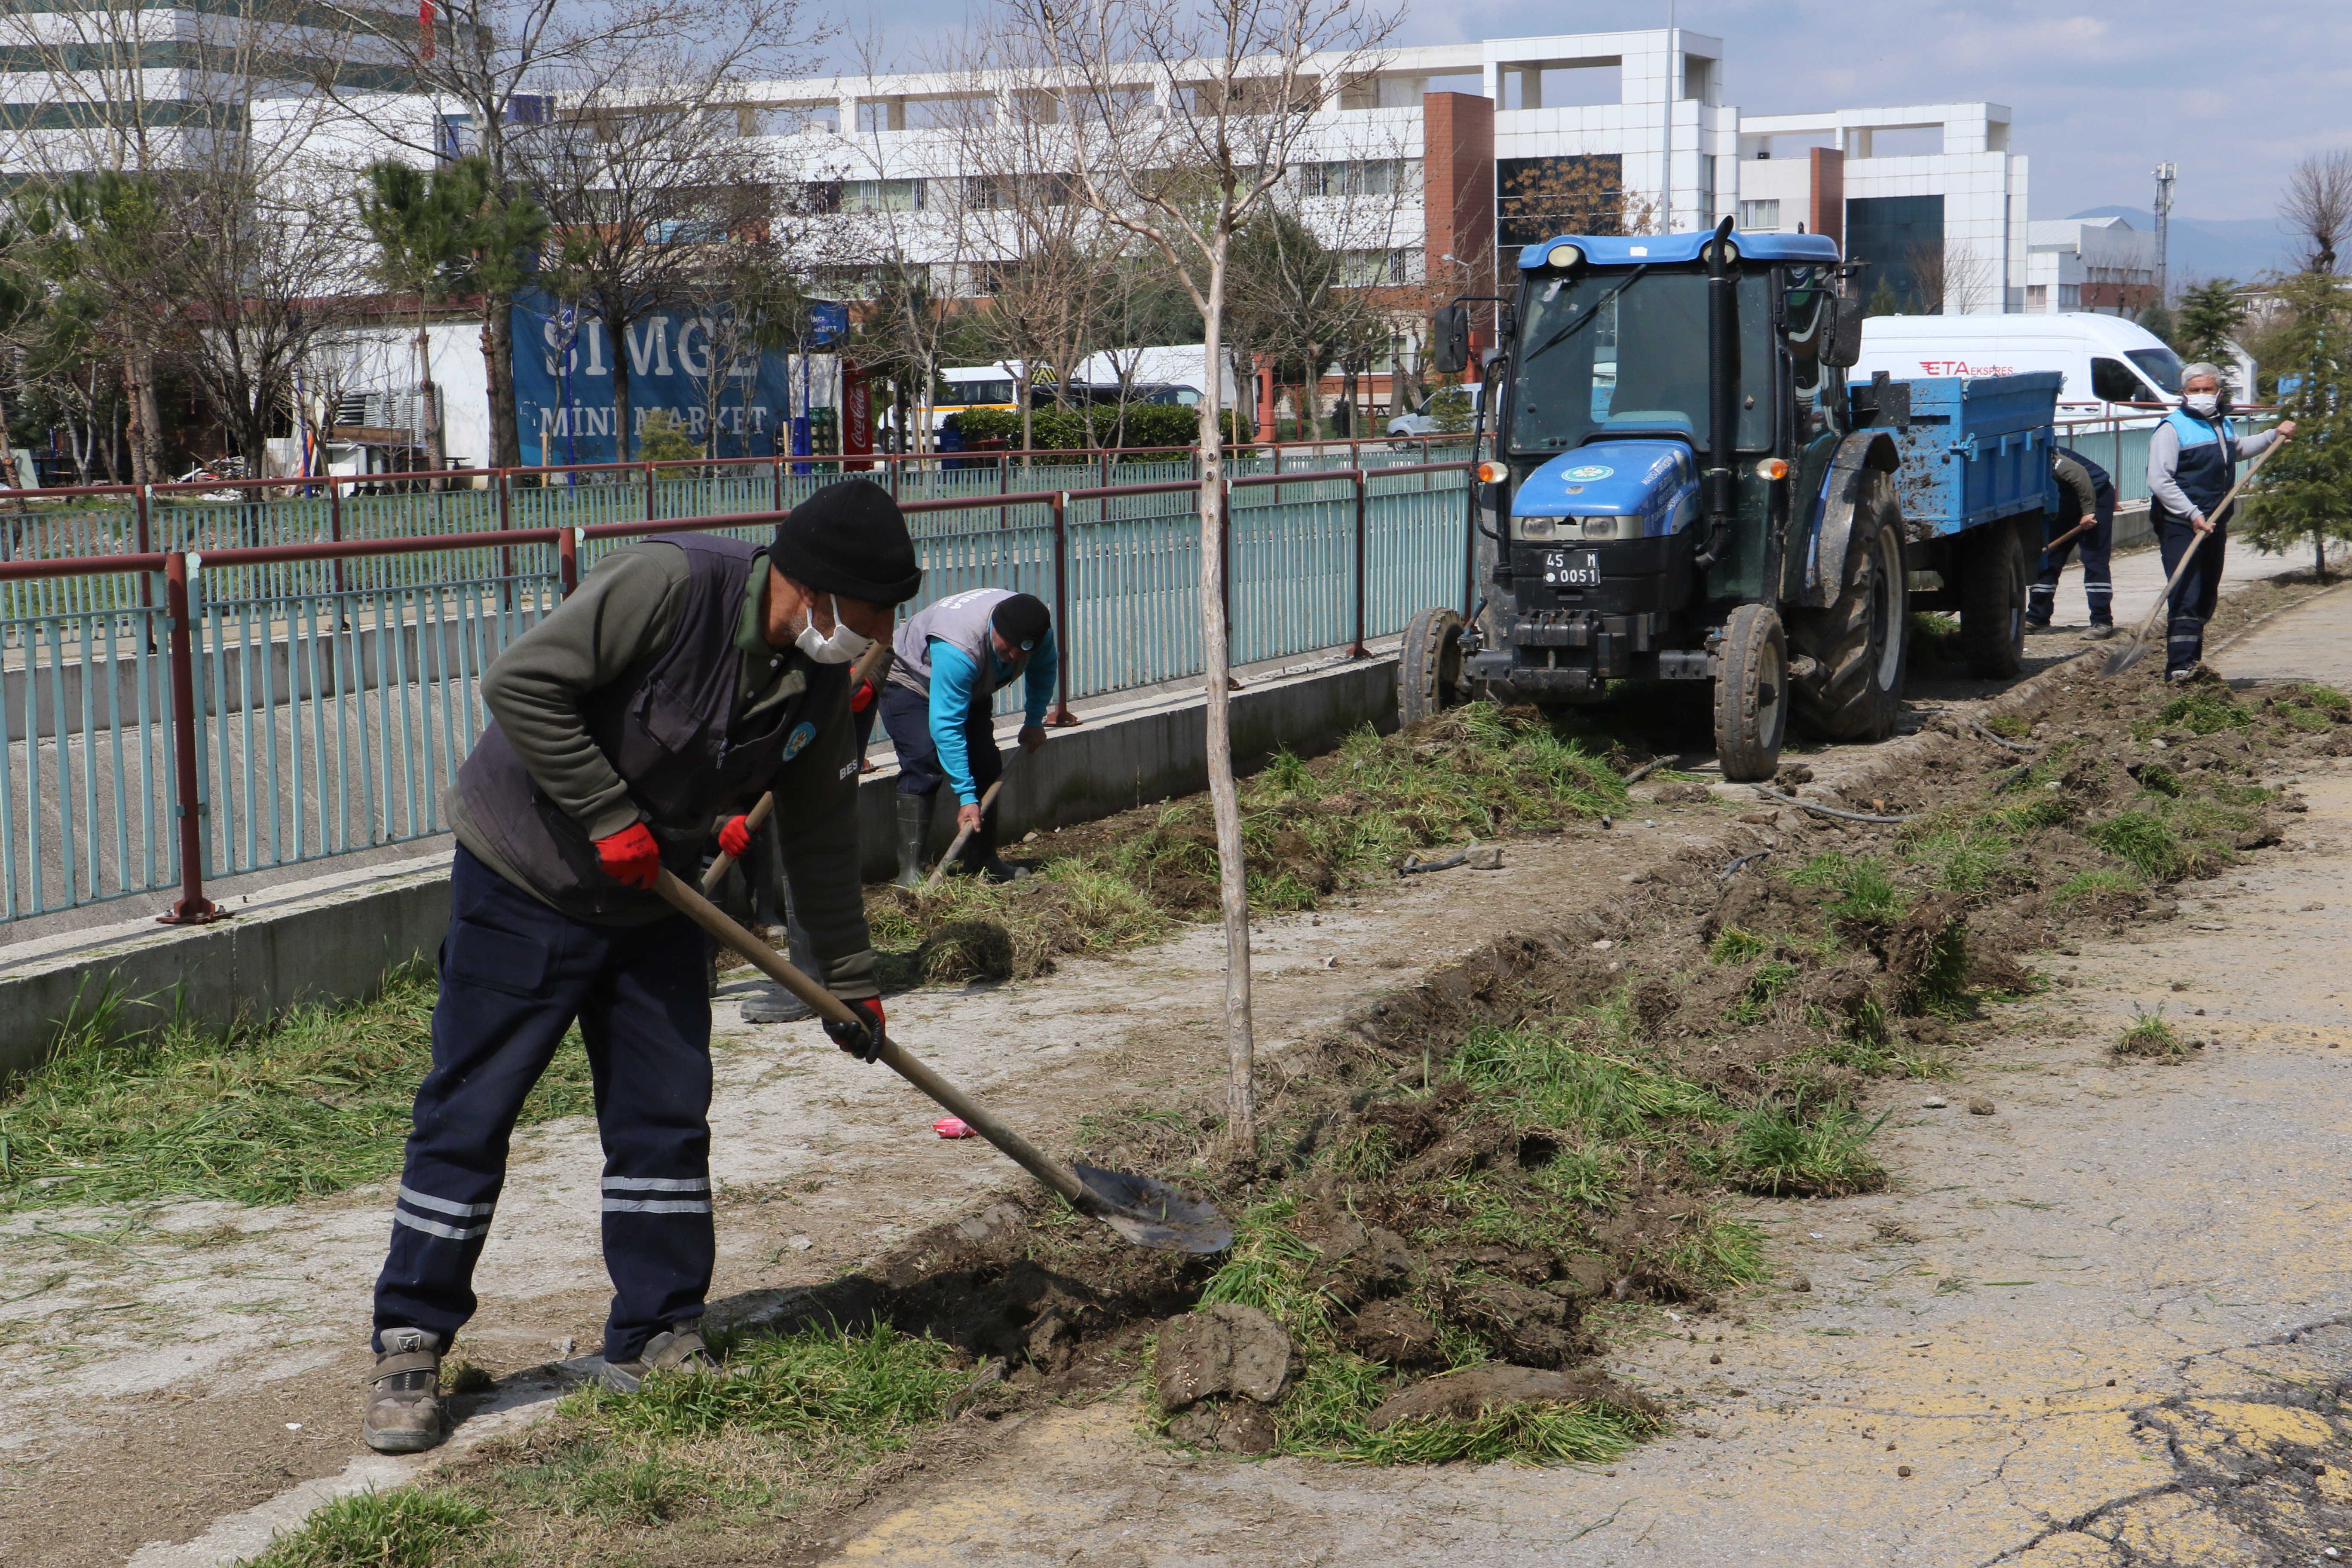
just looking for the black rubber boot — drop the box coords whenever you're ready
[961,806,1029,885]
[894,792,934,889]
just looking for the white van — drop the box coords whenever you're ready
[1852,313,2186,420]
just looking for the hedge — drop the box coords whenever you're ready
[946,404,1248,450]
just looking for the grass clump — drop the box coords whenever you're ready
[2053,868,2142,905]
[0,972,592,1211]
[1295,1396,1660,1467]
[1908,612,1963,668]
[2157,689,2252,736]
[2114,1006,2191,1060]
[2087,811,2187,882]
[1790,852,1907,924]
[243,1488,492,1568]
[1452,1021,1728,1140]
[1725,1099,1888,1197]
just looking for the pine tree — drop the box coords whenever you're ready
[2241,271,2352,582]
[1868,276,1901,317]
[2174,279,2249,368]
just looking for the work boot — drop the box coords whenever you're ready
[600,1323,714,1393]
[961,810,1029,885]
[362,1328,444,1454]
[894,792,934,889]
[2085,623,2117,641]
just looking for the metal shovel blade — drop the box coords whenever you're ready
[2102,637,2152,677]
[1072,1163,1233,1253]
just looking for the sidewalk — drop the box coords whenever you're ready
[2038,533,2342,632]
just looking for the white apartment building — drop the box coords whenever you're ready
[2024,216,2159,315]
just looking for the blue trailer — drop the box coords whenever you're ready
[1402,223,2067,781]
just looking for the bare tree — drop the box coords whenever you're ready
[990,0,1399,1150]
[1904,239,1996,316]
[2280,149,2352,276]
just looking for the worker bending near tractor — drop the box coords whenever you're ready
[2027,446,2117,639]
[882,588,1057,885]
[362,478,922,1455]
[2147,363,2294,681]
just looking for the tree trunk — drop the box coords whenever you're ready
[482,293,521,469]
[123,358,150,487]
[2318,527,2329,584]
[418,318,446,487]
[1197,250,1255,1156]
[611,315,634,463]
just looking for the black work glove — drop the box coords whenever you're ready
[824,997,887,1064]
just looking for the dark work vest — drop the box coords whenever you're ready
[457,534,847,921]
[2153,409,2239,530]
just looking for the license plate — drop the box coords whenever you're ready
[1543,550,1602,587]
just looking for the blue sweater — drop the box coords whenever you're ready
[929,631,1058,803]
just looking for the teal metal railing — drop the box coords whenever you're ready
[0,452,1473,927]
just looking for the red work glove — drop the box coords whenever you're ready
[850,678,877,713]
[823,997,887,1064]
[718,815,753,859]
[594,822,661,890]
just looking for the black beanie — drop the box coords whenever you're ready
[769,479,922,605]
[991,591,1051,650]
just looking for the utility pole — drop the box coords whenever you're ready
[2153,162,2177,313]
[1660,2,1676,234]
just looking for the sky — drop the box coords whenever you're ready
[823,0,2349,248]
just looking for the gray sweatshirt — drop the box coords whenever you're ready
[447,543,877,996]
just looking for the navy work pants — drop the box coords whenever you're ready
[2028,511,2113,627]
[372,846,714,1364]
[2156,513,2228,678]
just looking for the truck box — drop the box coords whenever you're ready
[1851,371,2063,537]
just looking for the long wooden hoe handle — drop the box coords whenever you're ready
[2112,438,2285,664]
[925,774,1009,888]
[653,868,1093,1212]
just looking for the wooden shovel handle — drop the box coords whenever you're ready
[652,868,1093,1211]
[700,640,894,895]
[925,775,1008,888]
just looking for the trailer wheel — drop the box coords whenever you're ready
[1714,604,1788,783]
[1399,606,1465,726]
[1959,517,2029,680]
[1790,473,1909,741]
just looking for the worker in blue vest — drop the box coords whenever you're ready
[2027,447,2116,638]
[2147,363,2294,680]
[361,479,921,1455]
[881,588,1057,885]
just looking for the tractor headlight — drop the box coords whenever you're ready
[1512,515,1562,540]
[1545,243,1583,270]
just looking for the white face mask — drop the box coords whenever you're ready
[2184,392,2221,418]
[795,595,873,665]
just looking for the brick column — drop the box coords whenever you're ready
[1809,148,1845,250]
[1424,89,1495,362]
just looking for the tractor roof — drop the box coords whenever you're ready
[1515,230,1843,270]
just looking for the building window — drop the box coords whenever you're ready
[2026,284,2048,310]
[1298,159,1411,197]
[1739,199,1781,231]
[843,179,925,212]
[1497,154,1638,245]
[2060,283,2082,309]
[1844,194,1945,310]
[1341,248,1420,285]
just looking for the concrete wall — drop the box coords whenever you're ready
[0,652,1403,1082]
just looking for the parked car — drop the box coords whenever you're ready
[1385,384,1485,445]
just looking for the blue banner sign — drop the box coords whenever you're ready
[510,294,847,465]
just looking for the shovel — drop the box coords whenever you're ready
[2104,439,2284,677]
[926,768,1014,887]
[654,868,1230,1254]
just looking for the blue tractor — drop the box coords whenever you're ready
[1403,217,2060,781]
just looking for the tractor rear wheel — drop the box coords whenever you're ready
[1790,473,1909,741]
[1399,606,1465,726]
[1714,603,1789,783]
[1959,516,2030,679]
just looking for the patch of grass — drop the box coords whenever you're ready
[1987,796,2071,833]
[0,972,593,1211]
[2132,763,2184,798]
[1790,853,1907,924]
[243,1487,493,1568]
[1984,713,2032,740]
[1726,1098,1888,1197]
[1452,1023,1730,1140]
[1709,928,1768,965]
[1728,961,1799,1026]
[1901,824,2017,894]
[2053,868,2142,905]
[2158,689,2251,735]
[2115,1005,2190,1060]
[2088,811,2187,882]
[2305,684,2350,712]
[1908,611,1963,668]
[568,1319,963,1445]
[1652,1207,1767,1289]
[1294,1395,1660,1466]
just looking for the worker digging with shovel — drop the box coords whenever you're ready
[879,587,1057,886]
[361,478,922,1455]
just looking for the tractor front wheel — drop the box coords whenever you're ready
[1714,603,1789,782]
[1399,606,1465,726]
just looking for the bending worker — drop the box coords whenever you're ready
[362,478,922,1455]
[2149,363,2294,680]
[2027,446,2117,639]
[882,588,1057,885]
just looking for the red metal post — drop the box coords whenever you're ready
[1047,491,1078,726]
[136,485,153,613]
[157,551,220,925]
[328,475,346,594]
[559,526,579,596]
[1347,469,1370,658]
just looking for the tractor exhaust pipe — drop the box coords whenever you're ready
[1694,215,1740,571]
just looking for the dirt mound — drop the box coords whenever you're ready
[1368,1366,1660,1430]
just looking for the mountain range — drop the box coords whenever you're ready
[2064,206,2300,287]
